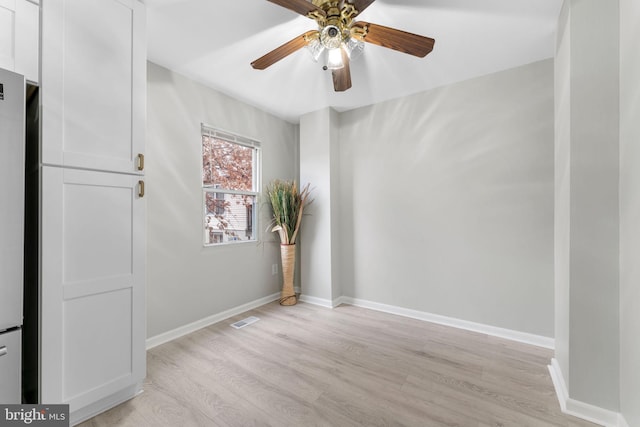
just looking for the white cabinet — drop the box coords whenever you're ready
[40,167,146,421]
[39,0,146,423]
[0,0,39,83]
[41,0,145,174]
[0,330,21,404]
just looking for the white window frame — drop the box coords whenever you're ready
[202,125,261,247]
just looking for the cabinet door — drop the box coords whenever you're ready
[40,167,146,414]
[0,330,21,404]
[0,0,39,83]
[41,0,145,174]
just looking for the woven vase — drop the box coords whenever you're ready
[279,244,297,306]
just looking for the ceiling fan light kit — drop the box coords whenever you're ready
[344,36,365,60]
[326,47,345,70]
[251,0,435,92]
[305,25,365,69]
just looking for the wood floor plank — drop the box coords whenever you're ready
[80,302,601,427]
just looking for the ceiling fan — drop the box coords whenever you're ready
[251,0,435,92]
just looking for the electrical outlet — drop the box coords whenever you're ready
[272,264,278,275]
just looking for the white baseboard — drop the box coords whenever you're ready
[548,358,569,411]
[548,358,627,427]
[297,291,344,308]
[333,295,349,307]
[146,292,280,349]
[151,289,552,349]
[333,296,555,349]
[620,415,630,427]
[71,383,143,426]
[297,294,334,308]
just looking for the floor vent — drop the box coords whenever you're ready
[231,316,260,329]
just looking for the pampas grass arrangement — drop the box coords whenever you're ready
[267,180,312,305]
[266,180,312,245]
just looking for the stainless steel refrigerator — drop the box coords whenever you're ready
[0,67,25,404]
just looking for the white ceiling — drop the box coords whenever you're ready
[146,0,563,123]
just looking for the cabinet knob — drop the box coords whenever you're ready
[138,180,145,198]
[137,153,145,171]
[0,346,7,357]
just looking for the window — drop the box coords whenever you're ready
[213,187,225,216]
[202,125,260,246]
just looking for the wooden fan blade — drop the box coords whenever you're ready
[352,21,435,57]
[348,0,376,15]
[332,49,352,92]
[267,0,325,18]
[251,30,318,70]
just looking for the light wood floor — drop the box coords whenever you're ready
[80,302,600,427]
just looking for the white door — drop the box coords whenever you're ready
[0,67,24,331]
[0,0,39,84]
[41,0,145,174]
[40,166,146,412]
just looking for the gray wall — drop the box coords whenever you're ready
[554,0,571,380]
[554,0,640,419]
[299,108,335,302]
[299,108,342,303]
[146,62,298,338]
[337,60,555,337]
[554,0,620,411]
[620,0,640,423]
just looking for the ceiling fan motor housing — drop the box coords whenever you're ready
[311,0,360,43]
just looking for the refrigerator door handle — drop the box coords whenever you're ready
[0,346,7,357]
